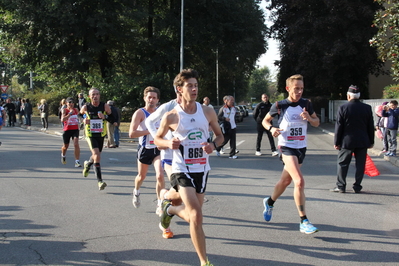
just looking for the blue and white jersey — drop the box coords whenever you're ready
[138,108,159,149]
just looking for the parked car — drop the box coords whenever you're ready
[252,103,258,110]
[238,105,249,117]
[235,106,244,122]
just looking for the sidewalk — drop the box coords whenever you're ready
[20,118,399,167]
[316,122,399,167]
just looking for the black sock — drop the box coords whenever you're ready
[300,215,308,223]
[94,163,102,181]
[267,197,275,206]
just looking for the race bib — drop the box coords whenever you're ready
[183,139,207,166]
[67,115,79,126]
[90,119,103,133]
[286,122,306,141]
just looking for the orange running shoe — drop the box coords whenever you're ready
[159,223,174,239]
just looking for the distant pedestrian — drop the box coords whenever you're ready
[23,99,33,126]
[15,98,22,124]
[106,100,118,148]
[253,94,278,156]
[203,96,214,141]
[113,102,122,147]
[0,105,5,131]
[215,95,238,159]
[331,85,374,193]
[375,101,389,153]
[4,98,15,127]
[382,100,399,157]
[37,99,49,131]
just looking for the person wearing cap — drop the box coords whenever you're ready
[331,85,374,193]
[261,74,320,234]
[61,97,81,167]
[80,87,115,191]
[106,100,118,148]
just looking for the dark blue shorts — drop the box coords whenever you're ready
[279,146,307,165]
[137,145,160,165]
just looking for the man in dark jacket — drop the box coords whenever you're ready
[331,85,374,193]
[4,98,16,127]
[253,94,278,156]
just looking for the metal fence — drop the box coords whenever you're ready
[328,99,394,124]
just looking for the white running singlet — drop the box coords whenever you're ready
[171,102,210,173]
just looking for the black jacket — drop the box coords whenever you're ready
[253,101,272,124]
[334,99,374,149]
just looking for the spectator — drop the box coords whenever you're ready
[4,98,16,127]
[382,100,399,157]
[253,94,278,156]
[215,95,238,159]
[23,98,33,126]
[331,85,374,193]
[106,100,118,148]
[37,99,49,131]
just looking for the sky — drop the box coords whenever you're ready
[256,2,280,78]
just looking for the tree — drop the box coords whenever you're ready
[267,0,383,99]
[0,0,267,106]
[371,0,399,81]
[248,66,271,101]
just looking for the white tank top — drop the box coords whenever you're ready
[278,105,308,149]
[138,108,158,149]
[172,102,210,173]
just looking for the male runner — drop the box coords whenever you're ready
[155,69,223,266]
[145,88,182,239]
[130,86,165,213]
[80,87,114,190]
[261,74,320,234]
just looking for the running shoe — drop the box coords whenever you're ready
[220,149,225,154]
[61,156,67,165]
[160,200,173,229]
[202,259,214,266]
[82,160,91,177]
[215,151,221,157]
[132,193,140,208]
[159,222,174,239]
[255,151,262,156]
[263,197,273,222]
[98,181,107,191]
[75,161,82,168]
[272,151,279,157]
[299,219,318,234]
[156,205,162,216]
[229,155,238,159]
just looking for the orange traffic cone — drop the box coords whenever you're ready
[364,154,380,177]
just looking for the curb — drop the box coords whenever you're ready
[318,125,399,168]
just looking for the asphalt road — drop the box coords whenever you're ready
[0,116,398,266]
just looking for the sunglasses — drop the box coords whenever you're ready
[68,101,74,104]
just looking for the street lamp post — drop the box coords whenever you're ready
[180,0,184,70]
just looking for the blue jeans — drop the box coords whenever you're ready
[387,129,397,155]
[25,114,31,126]
[114,126,120,146]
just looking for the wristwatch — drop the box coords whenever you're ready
[268,125,273,131]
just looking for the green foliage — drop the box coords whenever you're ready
[248,66,271,100]
[267,0,383,99]
[372,0,399,81]
[382,84,399,98]
[0,0,267,107]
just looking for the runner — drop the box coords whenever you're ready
[261,74,320,234]
[60,97,81,167]
[154,69,223,266]
[80,87,114,190]
[145,88,182,239]
[129,86,165,214]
